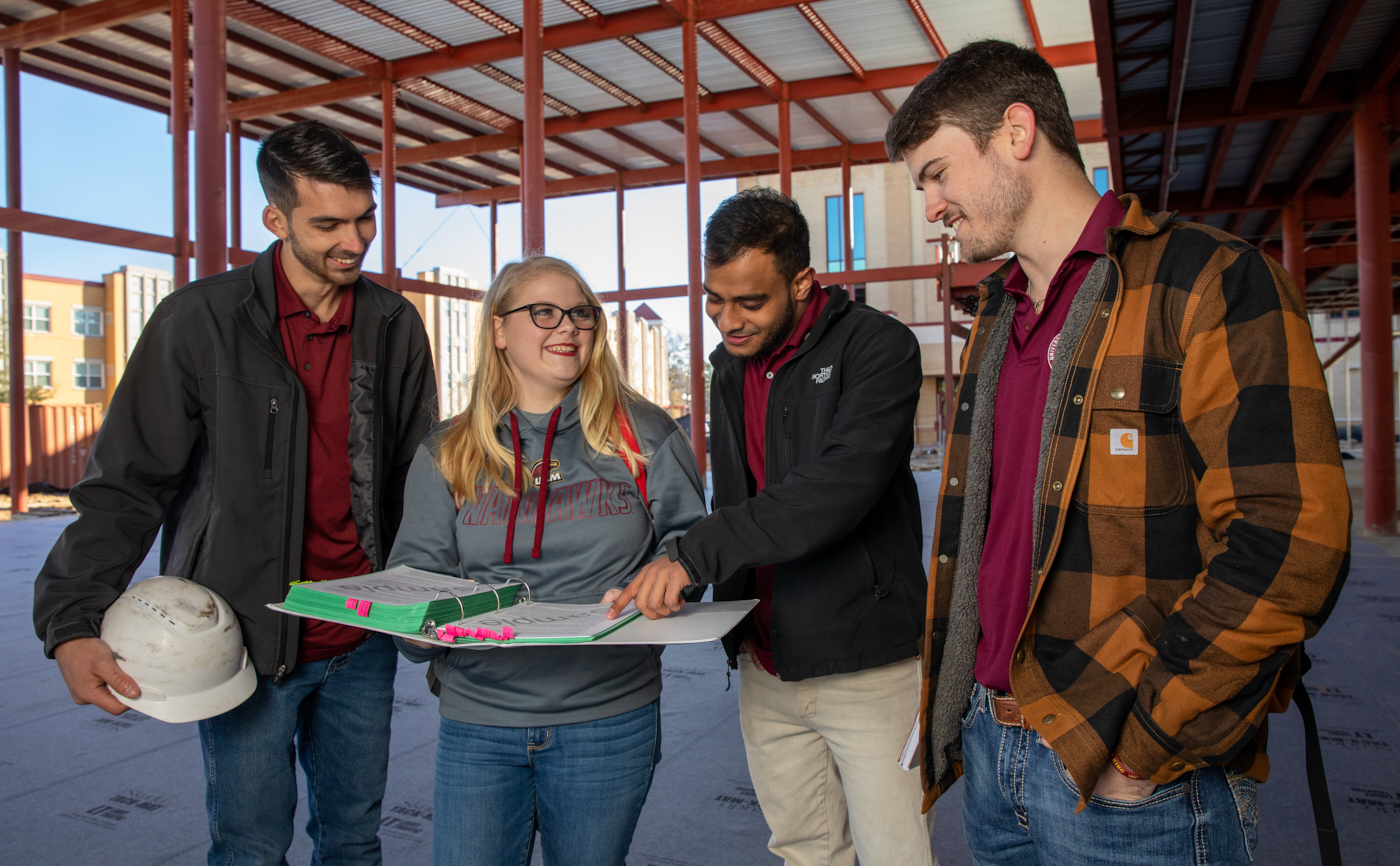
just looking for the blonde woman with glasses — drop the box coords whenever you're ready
[388,256,707,866]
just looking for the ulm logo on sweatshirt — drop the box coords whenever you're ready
[532,459,562,484]
[812,366,833,384]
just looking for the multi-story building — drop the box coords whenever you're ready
[608,303,671,412]
[737,142,1112,444]
[404,266,484,419]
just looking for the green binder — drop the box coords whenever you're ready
[282,566,520,634]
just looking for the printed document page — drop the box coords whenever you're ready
[297,566,497,605]
[465,602,639,640]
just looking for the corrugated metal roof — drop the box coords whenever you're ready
[1057,64,1102,119]
[921,0,1035,54]
[258,0,420,62]
[1331,0,1400,70]
[1216,121,1272,189]
[799,0,937,73]
[1181,0,1251,91]
[1266,111,1332,186]
[552,38,691,105]
[1251,0,1331,83]
[714,6,853,82]
[372,0,513,47]
[805,92,892,144]
[1030,0,1095,46]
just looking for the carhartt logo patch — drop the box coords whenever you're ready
[812,366,832,384]
[1109,429,1139,455]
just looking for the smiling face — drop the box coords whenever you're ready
[263,176,377,288]
[704,248,815,359]
[904,122,1031,263]
[493,271,596,410]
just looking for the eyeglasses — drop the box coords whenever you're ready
[501,303,602,330]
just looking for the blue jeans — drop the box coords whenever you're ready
[198,634,398,866]
[434,700,662,866]
[961,683,1258,866]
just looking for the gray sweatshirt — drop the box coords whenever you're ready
[389,385,707,726]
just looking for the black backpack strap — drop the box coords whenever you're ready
[1296,647,1342,866]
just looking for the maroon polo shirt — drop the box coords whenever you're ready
[742,283,829,675]
[273,244,373,662]
[975,192,1126,693]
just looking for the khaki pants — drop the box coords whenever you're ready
[738,653,937,866]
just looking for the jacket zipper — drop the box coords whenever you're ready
[263,398,278,472]
[273,390,299,684]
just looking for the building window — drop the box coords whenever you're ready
[73,306,104,337]
[74,359,105,390]
[23,303,51,333]
[825,193,866,272]
[24,359,52,389]
[1092,167,1110,195]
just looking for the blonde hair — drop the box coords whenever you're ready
[437,256,647,503]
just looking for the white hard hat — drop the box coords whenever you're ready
[99,576,257,723]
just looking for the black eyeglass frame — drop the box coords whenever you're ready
[500,302,603,330]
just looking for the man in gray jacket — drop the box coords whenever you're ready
[34,120,437,865]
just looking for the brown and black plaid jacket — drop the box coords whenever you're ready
[918,195,1351,812]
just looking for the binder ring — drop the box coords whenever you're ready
[431,589,468,622]
[466,582,504,613]
[504,577,532,605]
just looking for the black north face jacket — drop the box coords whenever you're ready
[34,244,438,677]
[676,284,927,681]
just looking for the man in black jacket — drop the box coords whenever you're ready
[33,121,437,865]
[614,188,933,866]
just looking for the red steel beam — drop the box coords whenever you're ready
[796,98,849,145]
[1020,0,1044,51]
[437,140,890,205]
[6,47,24,513]
[172,0,189,287]
[550,135,627,172]
[1280,202,1305,290]
[797,3,863,80]
[663,118,733,159]
[1089,0,1123,192]
[1355,94,1396,533]
[381,79,397,290]
[873,90,897,116]
[522,0,545,255]
[778,94,792,195]
[1117,73,1354,138]
[1298,0,1366,106]
[619,35,712,99]
[229,118,242,251]
[903,0,947,58]
[1242,117,1298,206]
[193,0,226,278]
[364,132,520,169]
[728,108,778,146]
[604,128,680,166]
[684,0,705,473]
[332,0,448,51]
[698,19,781,99]
[0,0,166,51]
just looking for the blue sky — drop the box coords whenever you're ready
[4,72,729,349]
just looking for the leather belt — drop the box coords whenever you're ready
[991,692,1034,730]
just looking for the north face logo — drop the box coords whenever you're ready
[812,366,832,384]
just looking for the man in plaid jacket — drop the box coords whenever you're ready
[886,40,1351,865]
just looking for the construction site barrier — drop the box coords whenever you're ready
[0,403,103,492]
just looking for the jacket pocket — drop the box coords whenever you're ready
[1075,356,1190,515]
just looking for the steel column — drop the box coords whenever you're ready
[5,47,24,514]
[616,173,628,375]
[489,199,498,280]
[841,145,852,281]
[1281,202,1305,294]
[192,0,225,278]
[381,79,396,290]
[684,2,705,472]
[170,0,188,286]
[941,238,955,450]
[1355,96,1396,534]
[229,118,241,253]
[778,91,792,196]
[521,0,545,256]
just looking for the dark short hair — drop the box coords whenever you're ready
[257,119,374,214]
[885,39,1083,170]
[703,186,810,284]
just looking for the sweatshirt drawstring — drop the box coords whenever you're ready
[503,406,563,564]
[533,406,562,559]
[503,412,524,564]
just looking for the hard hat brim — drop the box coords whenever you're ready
[110,648,258,724]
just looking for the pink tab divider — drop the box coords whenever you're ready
[502,626,514,640]
[356,599,372,617]
[345,598,358,610]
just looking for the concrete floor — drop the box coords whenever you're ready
[1,470,1396,865]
